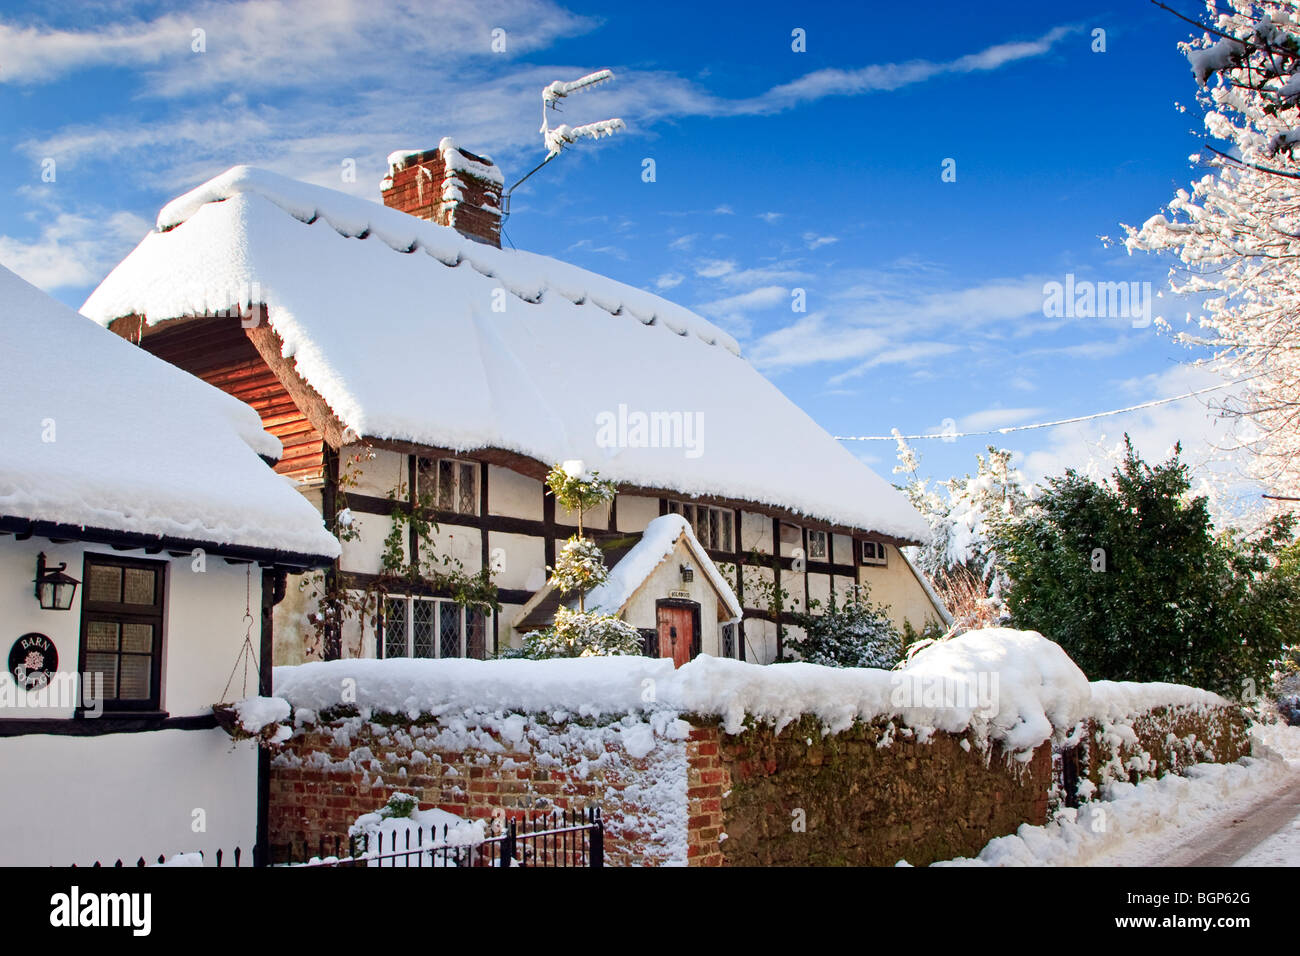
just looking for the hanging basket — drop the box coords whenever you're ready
[211,700,293,749]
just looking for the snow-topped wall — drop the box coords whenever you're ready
[266,629,1250,866]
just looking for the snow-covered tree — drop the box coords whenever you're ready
[893,432,1033,632]
[781,585,903,669]
[1127,0,1300,497]
[513,460,640,659]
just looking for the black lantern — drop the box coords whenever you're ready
[679,563,694,584]
[34,553,79,611]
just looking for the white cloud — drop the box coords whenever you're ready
[1018,365,1251,499]
[5,11,1081,201]
[0,0,595,93]
[803,232,838,250]
[0,207,151,292]
[757,211,783,224]
[654,272,684,290]
[719,264,812,287]
[695,258,735,278]
[957,406,1048,432]
[749,312,888,371]
[826,342,962,382]
[694,285,788,336]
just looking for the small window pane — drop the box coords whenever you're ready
[416,458,435,499]
[438,460,454,510]
[123,568,155,605]
[118,655,151,699]
[708,509,719,549]
[87,620,119,651]
[412,600,435,658]
[458,463,476,515]
[87,565,121,603]
[383,597,408,658]
[439,603,462,659]
[809,531,827,560]
[85,652,118,694]
[121,623,153,653]
[721,511,733,552]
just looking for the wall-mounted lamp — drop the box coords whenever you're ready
[679,563,694,584]
[34,553,79,611]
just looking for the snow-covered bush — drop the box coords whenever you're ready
[514,606,643,659]
[781,585,903,668]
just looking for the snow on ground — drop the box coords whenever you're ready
[1234,812,1300,866]
[926,721,1300,867]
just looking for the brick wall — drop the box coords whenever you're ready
[699,717,1052,867]
[381,146,502,247]
[269,701,1248,867]
[269,713,687,866]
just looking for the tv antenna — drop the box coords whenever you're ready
[502,69,625,219]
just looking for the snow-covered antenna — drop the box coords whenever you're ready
[502,69,625,218]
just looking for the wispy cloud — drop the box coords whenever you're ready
[6,10,1081,199]
[0,0,595,93]
[803,232,838,250]
[694,284,788,336]
[695,258,735,278]
[0,204,150,291]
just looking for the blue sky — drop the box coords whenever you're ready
[0,0,1248,500]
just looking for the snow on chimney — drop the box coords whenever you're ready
[381,138,504,247]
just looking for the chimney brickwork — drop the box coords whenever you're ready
[381,137,504,247]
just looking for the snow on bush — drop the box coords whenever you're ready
[345,794,487,867]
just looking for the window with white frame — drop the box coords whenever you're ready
[860,540,888,566]
[666,500,733,552]
[807,529,828,561]
[382,596,487,659]
[416,457,479,515]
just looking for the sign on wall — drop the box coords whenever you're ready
[9,633,57,691]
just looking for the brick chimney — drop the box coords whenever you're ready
[381,137,503,247]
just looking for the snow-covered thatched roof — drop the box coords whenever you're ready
[0,265,339,562]
[82,166,927,541]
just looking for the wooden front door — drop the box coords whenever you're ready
[656,604,696,669]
